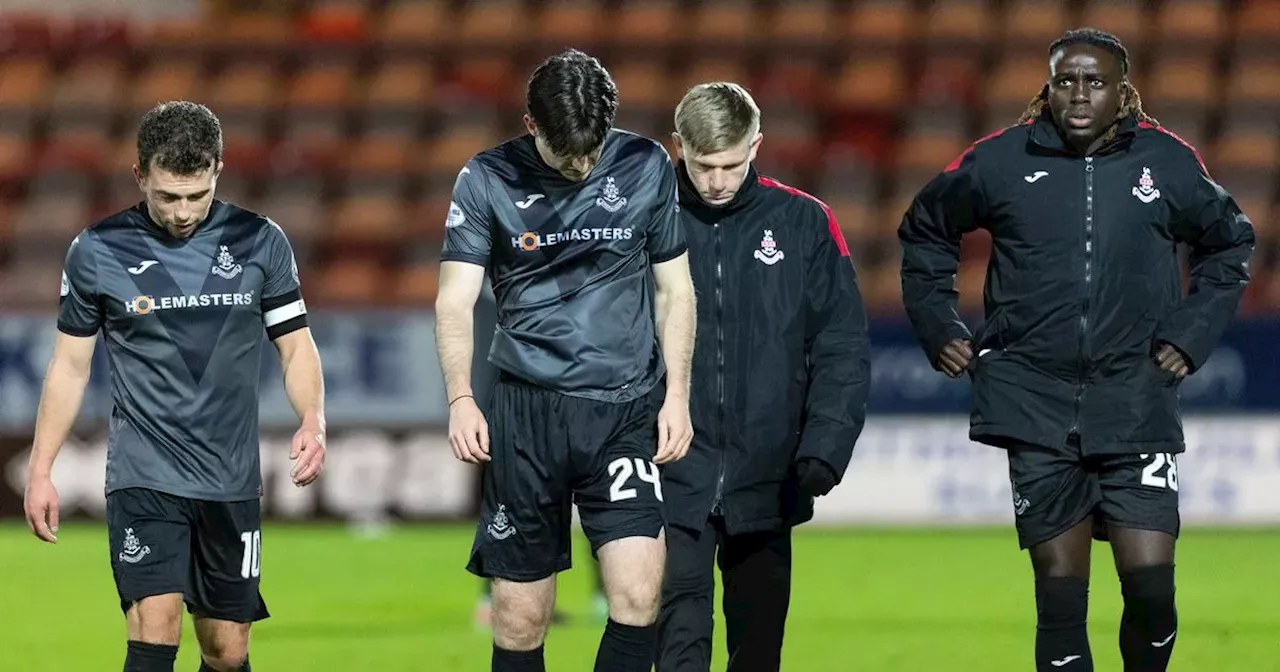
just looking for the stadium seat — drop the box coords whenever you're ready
[255,182,328,259]
[1000,0,1071,48]
[1145,53,1217,117]
[328,192,406,246]
[766,0,835,48]
[0,57,53,113]
[49,59,126,118]
[984,57,1048,125]
[375,0,447,48]
[1077,0,1147,51]
[612,0,683,49]
[128,59,202,117]
[287,60,357,112]
[844,0,915,50]
[205,61,281,117]
[420,123,502,179]
[688,0,758,48]
[1154,0,1228,49]
[38,125,114,176]
[0,132,31,185]
[453,56,518,105]
[753,58,824,107]
[533,0,606,49]
[0,260,63,308]
[1224,57,1280,111]
[393,262,442,305]
[312,257,386,304]
[830,56,907,112]
[1211,124,1280,174]
[915,55,983,110]
[299,0,370,45]
[606,60,669,111]
[276,116,348,174]
[205,12,297,55]
[455,0,528,48]
[1234,0,1280,54]
[921,0,994,50]
[363,59,436,115]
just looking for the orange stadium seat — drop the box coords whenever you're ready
[0,58,52,113]
[375,0,447,47]
[277,117,348,173]
[984,58,1048,126]
[420,123,502,179]
[205,12,296,53]
[38,126,114,175]
[453,56,518,105]
[1224,57,1280,109]
[1234,0,1280,52]
[128,60,202,116]
[921,0,994,50]
[767,0,836,48]
[393,262,441,305]
[328,192,406,246]
[534,0,607,49]
[1211,124,1280,174]
[688,1,758,48]
[205,62,281,116]
[363,59,436,112]
[345,131,417,178]
[844,0,915,50]
[49,59,127,117]
[1000,0,1071,48]
[1155,0,1228,50]
[1077,0,1147,51]
[1145,54,1217,116]
[608,60,669,111]
[455,0,529,48]
[254,181,328,258]
[612,0,683,49]
[0,132,30,184]
[830,56,908,112]
[312,257,386,304]
[287,60,357,111]
[300,0,370,45]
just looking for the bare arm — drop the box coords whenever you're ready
[28,333,98,479]
[273,327,326,431]
[652,252,697,401]
[435,261,488,404]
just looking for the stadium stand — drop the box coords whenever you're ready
[0,0,1276,313]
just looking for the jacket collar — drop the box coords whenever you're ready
[1028,109,1139,155]
[676,159,761,219]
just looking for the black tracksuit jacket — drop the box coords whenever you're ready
[899,112,1255,456]
[662,162,871,535]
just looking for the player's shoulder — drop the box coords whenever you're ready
[215,200,287,237]
[755,173,832,221]
[958,120,1033,166]
[610,128,672,165]
[1134,120,1210,175]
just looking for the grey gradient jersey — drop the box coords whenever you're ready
[441,130,686,403]
[57,201,309,501]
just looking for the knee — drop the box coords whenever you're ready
[127,595,184,645]
[610,575,663,626]
[1034,576,1090,630]
[200,635,249,671]
[492,590,553,651]
[1119,563,1176,611]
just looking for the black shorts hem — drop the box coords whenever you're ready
[587,520,665,557]
[1016,506,1096,550]
[185,602,271,624]
[1100,520,1181,540]
[117,587,186,615]
[466,559,572,583]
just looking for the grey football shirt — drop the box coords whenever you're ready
[57,201,308,501]
[441,130,686,404]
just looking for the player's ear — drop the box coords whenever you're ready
[671,132,684,160]
[132,163,145,189]
[522,114,538,136]
[748,132,763,162]
[213,160,224,179]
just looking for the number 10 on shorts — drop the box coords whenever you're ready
[240,530,261,579]
[1140,453,1178,491]
[608,457,663,502]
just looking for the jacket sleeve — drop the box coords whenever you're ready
[897,148,984,368]
[795,202,870,483]
[1156,153,1256,372]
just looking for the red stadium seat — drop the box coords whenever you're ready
[376,0,447,47]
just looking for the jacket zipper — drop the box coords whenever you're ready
[1070,156,1095,435]
[711,221,727,515]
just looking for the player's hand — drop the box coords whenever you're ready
[1153,342,1190,379]
[23,473,60,543]
[449,396,490,464]
[654,395,693,465]
[290,424,326,487]
[936,338,974,378]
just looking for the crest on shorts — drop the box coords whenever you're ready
[596,177,628,213]
[212,245,243,280]
[1132,167,1160,204]
[753,229,784,265]
[1011,486,1031,516]
[119,527,152,564]
[487,504,517,540]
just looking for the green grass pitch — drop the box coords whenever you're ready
[2,523,1277,670]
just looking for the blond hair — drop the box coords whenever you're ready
[674,82,761,155]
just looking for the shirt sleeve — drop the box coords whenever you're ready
[57,233,104,337]
[261,219,309,341]
[646,145,687,264]
[440,158,494,267]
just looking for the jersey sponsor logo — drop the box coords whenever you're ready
[514,193,545,209]
[1133,166,1161,203]
[511,226,635,251]
[212,245,243,279]
[595,176,628,213]
[127,260,160,275]
[753,229,785,265]
[125,291,255,315]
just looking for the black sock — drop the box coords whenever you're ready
[198,657,250,672]
[492,643,545,672]
[1119,564,1177,672]
[124,641,178,672]
[595,618,657,672]
[1035,576,1093,671]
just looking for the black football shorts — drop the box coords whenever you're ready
[106,487,270,623]
[467,374,667,582]
[1006,438,1181,550]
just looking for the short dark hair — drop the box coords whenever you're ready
[136,101,223,176]
[525,49,618,158]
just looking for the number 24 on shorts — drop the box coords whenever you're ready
[607,457,663,502]
[1140,453,1179,491]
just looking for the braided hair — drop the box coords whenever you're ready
[1018,28,1158,130]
